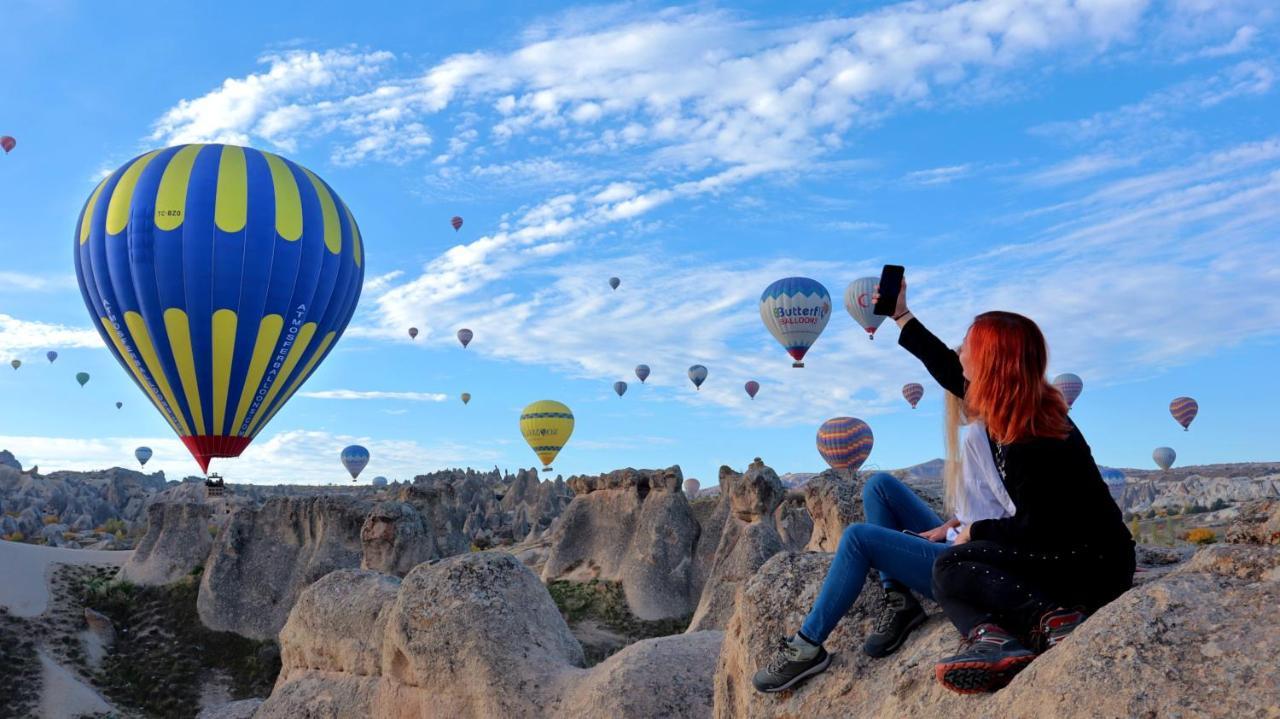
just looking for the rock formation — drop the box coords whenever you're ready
[774,491,812,552]
[258,552,723,719]
[542,467,700,620]
[197,495,371,639]
[802,471,864,552]
[360,500,452,576]
[118,501,213,585]
[687,460,786,632]
[1225,498,1280,545]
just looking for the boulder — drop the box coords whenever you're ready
[1225,498,1280,546]
[774,492,812,552]
[542,467,700,620]
[196,699,264,719]
[360,501,443,577]
[118,501,213,585]
[259,551,724,719]
[803,471,865,551]
[198,495,371,639]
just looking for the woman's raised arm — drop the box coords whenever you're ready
[876,279,967,398]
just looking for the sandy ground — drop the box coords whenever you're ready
[0,539,131,617]
[1,540,131,718]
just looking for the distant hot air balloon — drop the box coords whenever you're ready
[902,383,924,409]
[461,392,471,405]
[760,277,832,367]
[614,381,628,397]
[684,478,701,497]
[1152,447,1176,471]
[1052,373,1083,409]
[46,351,58,363]
[817,417,874,475]
[844,277,888,340]
[520,400,574,472]
[1169,396,1198,431]
[609,277,621,290]
[451,216,463,231]
[0,136,14,154]
[115,401,123,409]
[76,372,90,387]
[341,445,370,480]
[408,327,419,340]
[1099,466,1126,507]
[135,446,153,467]
[457,328,473,348]
[75,144,365,473]
[635,364,650,383]
[745,380,760,399]
[9,359,19,370]
[688,365,708,390]
[372,475,388,487]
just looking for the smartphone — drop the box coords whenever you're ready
[873,264,905,316]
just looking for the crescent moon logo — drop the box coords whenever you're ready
[857,293,870,308]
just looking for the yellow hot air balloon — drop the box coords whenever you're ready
[520,400,574,472]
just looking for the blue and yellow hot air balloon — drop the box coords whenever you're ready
[520,400,574,472]
[760,277,831,367]
[74,144,364,473]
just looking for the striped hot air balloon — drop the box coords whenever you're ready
[844,277,888,339]
[745,380,760,399]
[46,351,58,363]
[341,445,370,480]
[902,382,924,409]
[1053,373,1083,409]
[817,417,874,474]
[688,365,708,390]
[451,215,463,231]
[1169,396,1198,431]
[1152,447,1175,471]
[761,277,832,367]
[635,364,650,383]
[74,144,364,473]
[520,400,574,472]
[614,381,628,397]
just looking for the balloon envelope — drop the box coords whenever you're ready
[902,383,924,409]
[75,144,364,473]
[613,381,627,397]
[0,136,14,153]
[520,400,574,471]
[684,478,700,496]
[635,364,650,383]
[609,277,621,290]
[1152,447,1176,471]
[1053,373,1083,409]
[461,392,471,405]
[844,277,888,339]
[408,327,418,339]
[1169,396,1198,430]
[76,372,90,387]
[817,417,874,472]
[457,328,473,348]
[8,360,19,370]
[1099,466,1126,506]
[341,445,370,479]
[745,380,760,399]
[688,365,708,390]
[135,446,153,466]
[116,401,123,409]
[372,476,388,487]
[451,215,463,231]
[760,277,832,367]
[46,351,58,363]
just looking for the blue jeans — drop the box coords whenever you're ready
[800,472,947,645]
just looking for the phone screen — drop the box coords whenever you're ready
[874,265,905,316]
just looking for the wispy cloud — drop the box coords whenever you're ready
[298,389,449,402]
[904,164,972,186]
[1022,153,1142,186]
[0,314,101,355]
[0,272,77,293]
[1192,25,1259,58]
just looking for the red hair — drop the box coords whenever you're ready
[964,311,1071,445]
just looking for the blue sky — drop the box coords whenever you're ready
[1,0,1278,484]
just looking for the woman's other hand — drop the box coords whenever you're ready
[873,278,910,324]
[921,524,949,542]
[952,525,971,545]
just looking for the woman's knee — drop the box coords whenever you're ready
[861,471,897,504]
[838,523,873,556]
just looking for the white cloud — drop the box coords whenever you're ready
[0,314,101,355]
[904,164,972,186]
[1193,25,1259,58]
[1023,153,1142,186]
[0,272,77,293]
[298,389,448,402]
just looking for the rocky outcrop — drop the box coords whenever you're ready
[802,471,864,552]
[1225,498,1280,545]
[714,531,1280,717]
[197,495,370,639]
[196,698,263,719]
[360,500,454,576]
[687,460,786,632]
[1119,472,1280,512]
[774,491,812,552]
[542,467,700,620]
[259,552,723,719]
[117,501,213,585]
[0,449,21,471]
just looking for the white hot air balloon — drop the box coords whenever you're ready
[844,276,888,340]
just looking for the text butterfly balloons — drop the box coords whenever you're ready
[760,277,831,367]
[75,144,364,473]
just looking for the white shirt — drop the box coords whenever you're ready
[946,421,1017,542]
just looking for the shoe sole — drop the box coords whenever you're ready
[935,654,1035,694]
[755,652,833,693]
[863,611,927,658]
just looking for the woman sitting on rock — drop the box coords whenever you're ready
[752,368,1015,693]
[887,278,1135,694]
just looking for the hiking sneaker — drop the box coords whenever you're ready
[862,585,927,658]
[752,634,832,693]
[1036,608,1087,652]
[934,624,1037,694]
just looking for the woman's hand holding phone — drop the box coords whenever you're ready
[872,278,909,321]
